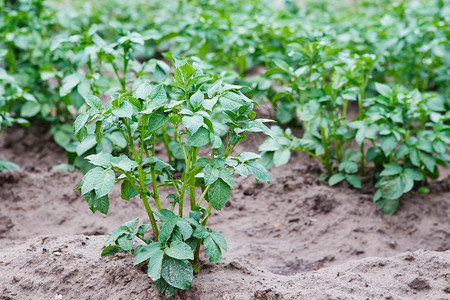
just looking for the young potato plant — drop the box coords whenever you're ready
[262,50,375,183]
[364,84,450,213]
[0,67,32,171]
[261,82,450,214]
[74,60,272,296]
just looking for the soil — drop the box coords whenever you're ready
[0,125,449,300]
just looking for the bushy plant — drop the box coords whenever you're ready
[75,60,272,296]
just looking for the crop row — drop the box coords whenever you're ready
[0,0,449,295]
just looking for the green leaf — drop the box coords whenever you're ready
[51,164,75,172]
[187,127,210,147]
[60,73,82,96]
[355,128,366,146]
[123,218,140,231]
[420,152,436,172]
[346,175,362,189]
[176,219,193,240]
[182,114,203,135]
[155,278,177,297]
[105,225,129,244]
[0,158,19,171]
[380,164,403,176]
[165,241,194,260]
[20,101,40,117]
[273,148,291,167]
[417,187,430,194]
[76,135,97,156]
[95,121,103,144]
[401,174,414,194]
[155,209,176,222]
[189,90,204,109]
[86,152,113,168]
[203,236,221,264]
[137,224,151,238]
[219,168,234,188]
[328,173,346,186]
[374,82,391,98]
[161,256,193,290]
[85,95,103,111]
[111,155,138,171]
[378,176,404,200]
[404,168,423,181]
[101,245,121,256]
[237,152,261,162]
[235,165,249,177]
[134,242,162,266]
[81,167,115,198]
[432,139,446,154]
[374,196,399,215]
[135,82,152,99]
[148,249,164,280]
[210,231,227,250]
[247,161,271,182]
[207,179,231,210]
[149,84,168,104]
[395,144,409,159]
[74,113,89,135]
[84,191,110,214]
[117,234,134,251]
[426,96,446,112]
[148,108,169,132]
[174,63,196,87]
[112,101,133,119]
[219,92,247,112]
[380,134,397,156]
[159,216,178,244]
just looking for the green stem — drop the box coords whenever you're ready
[150,134,162,211]
[193,202,213,265]
[225,140,238,157]
[177,132,191,217]
[123,173,159,239]
[358,79,367,120]
[320,126,333,176]
[109,58,125,92]
[360,143,365,176]
[189,148,198,209]
[342,99,348,122]
[7,43,16,73]
[162,125,172,164]
[195,185,211,207]
[122,46,129,92]
[124,120,159,239]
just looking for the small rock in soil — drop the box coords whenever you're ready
[408,278,431,290]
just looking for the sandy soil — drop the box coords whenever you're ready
[0,125,449,299]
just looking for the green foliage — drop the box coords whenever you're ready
[76,61,271,295]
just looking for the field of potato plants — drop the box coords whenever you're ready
[0,0,449,299]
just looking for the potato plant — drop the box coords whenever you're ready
[260,81,450,214]
[74,60,272,296]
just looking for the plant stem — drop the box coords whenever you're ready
[178,134,191,217]
[121,46,129,92]
[149,134,162,210]
[7,43,16,73]
[193,202,213,265]
[109,58,124,92]
[124,119,159,239]
[360,143,365,176]
[320,126,333,176]
[189,148,198,209]
[162,125,172,164]
[195,185,211,207]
